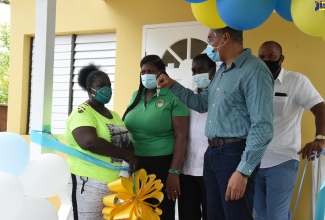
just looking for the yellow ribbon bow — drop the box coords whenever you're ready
[102,169,164,220]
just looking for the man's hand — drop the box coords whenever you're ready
[156,73,176,89]
[225,171,248,201]
[298,140,325,160]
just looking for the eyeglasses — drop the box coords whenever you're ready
[207,37,217,44]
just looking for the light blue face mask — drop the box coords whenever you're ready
[141,74,157,89]
[206,44,221,63]
[206,34,225,62]
[193,73,211,89]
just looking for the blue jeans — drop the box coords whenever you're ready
[253,159,300,220]
[203,141,258,220]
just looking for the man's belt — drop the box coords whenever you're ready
[208,137,244,147]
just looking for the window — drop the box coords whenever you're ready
[28,33,117,134]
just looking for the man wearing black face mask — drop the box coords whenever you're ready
[254,41,325,220]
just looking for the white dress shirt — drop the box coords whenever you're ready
[181,88,208,176]
[260,68,324,168]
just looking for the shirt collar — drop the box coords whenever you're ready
[141,87,168,97]
[158,87,168,96]
[219,48,252,69]
[275,67,285,84]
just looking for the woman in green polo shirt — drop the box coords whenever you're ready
[123,55,189,220]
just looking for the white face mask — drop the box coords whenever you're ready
[141,74,157,89]
[193,73,211,89]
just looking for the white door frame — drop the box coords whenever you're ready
[142,21,204,57]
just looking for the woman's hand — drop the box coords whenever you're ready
[127,157,138,173]
[124,141,138,172]
[166,173,180,201]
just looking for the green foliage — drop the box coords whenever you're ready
[0,22,10,104]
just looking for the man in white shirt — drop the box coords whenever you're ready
[254,41,325,220]
[178,53,216,220]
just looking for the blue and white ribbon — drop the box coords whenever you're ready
[30,130,131,171]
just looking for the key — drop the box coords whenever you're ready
[156,88,160,97]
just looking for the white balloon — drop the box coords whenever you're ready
[20,153,70,198]
[11,197,58,220]
[0,172,25,220]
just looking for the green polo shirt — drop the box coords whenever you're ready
[65,103,128,183]
[124,88,189,156]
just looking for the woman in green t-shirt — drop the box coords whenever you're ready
[65,64,138,220]
[123,55,189,220]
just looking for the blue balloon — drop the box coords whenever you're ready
[275,0,293,22]
[316,183,325,220]
[217,0,277,30]
[0,132,30,176]
[185,0,206,3]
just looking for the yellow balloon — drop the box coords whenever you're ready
[323,36,325,41]
[291,0,325,37]
[191,0,227,29]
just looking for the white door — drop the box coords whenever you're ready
[143,21,209,89]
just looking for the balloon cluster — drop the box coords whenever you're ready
[186,0,325,38]
[0,132,70,220]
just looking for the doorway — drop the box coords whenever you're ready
[143,21,209,89]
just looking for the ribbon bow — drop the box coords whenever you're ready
[102,169,164,220]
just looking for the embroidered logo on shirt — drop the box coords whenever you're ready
[156,99,165,108]
[78,103,87,113]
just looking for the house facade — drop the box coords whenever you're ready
[8,0,325,219]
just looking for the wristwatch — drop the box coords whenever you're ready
[315,135,325,140]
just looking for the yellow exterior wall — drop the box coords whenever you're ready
[8,1,325,219]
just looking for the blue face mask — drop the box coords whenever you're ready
[206,44,220,63]
[206,34,225,62]
[193,73,211,89]
[141,74,157,89]
[91,86,112,104]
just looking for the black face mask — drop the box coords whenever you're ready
[264,58,281,74]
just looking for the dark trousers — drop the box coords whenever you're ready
[178,174,207,220]
[136,154,175,220]
[203,141,258,220]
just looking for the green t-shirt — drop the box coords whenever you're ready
[124,88,189,156]
[65,103,129,183]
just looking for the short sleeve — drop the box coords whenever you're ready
[171,96,189,117]
[68,108,96,132]
[294,74,323,110]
